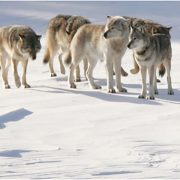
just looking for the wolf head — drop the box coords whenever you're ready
[104,16,130,39]
[127,26,149,50]
[19,33,41,60]
[132,19,172,37]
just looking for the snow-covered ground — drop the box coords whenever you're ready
[0,2,180,179]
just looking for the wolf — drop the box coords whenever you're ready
[128,17,172,76]
[127,26,174,99]
[43,15,91,81]
[0,25,41,89]
[63,16,130,93]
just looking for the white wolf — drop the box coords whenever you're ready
[63,16,130,93]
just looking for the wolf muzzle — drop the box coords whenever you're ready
[127,41,132,49]
[104,32,108,39]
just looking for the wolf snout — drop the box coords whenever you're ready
[104,32,108,39]
[127,42,131,49]
[32,54,36,60]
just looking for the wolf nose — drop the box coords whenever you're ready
[32,55,36,60]
[104,32,107,39]
[127,43,130,48]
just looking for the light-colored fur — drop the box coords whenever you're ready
[63,16,130,93]
[0,25,41,89]
[43,15,90,81]
[128,27,173,99]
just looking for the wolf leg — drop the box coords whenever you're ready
[75,65,81,82]
[49,56,57,77]
[58,54,65,75]
[0,56,10,89]
[164,61,174,95]
[83,57,88,80]
[68,64,76,88]
[148,65,155,100]
[21,60,31,88]
[12,59,21,88]
[114,59,127,93]
[87,58,101,89]
[105,57,115,93]
[154,73,158,94]
[139,66,147,99]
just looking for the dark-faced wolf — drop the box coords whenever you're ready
[0,25,41,88]
[126,17,172,77]
[128,26,173,100]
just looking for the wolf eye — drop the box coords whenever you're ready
[133,37,137,40]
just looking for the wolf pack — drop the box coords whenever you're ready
[0,14,174,100]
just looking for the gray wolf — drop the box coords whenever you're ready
[63,16,130,93]
[127,26,174,99]
[0,25,41,89]
[127,17,172,76]
[43,15,90,81]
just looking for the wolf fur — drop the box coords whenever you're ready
[43,15,91,81]
[127,17,172,76]
[127,27,173,99]
[0,25,41,89]
[63,16,130,93]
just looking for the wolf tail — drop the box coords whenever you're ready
[43,29,57,64]
[43,47,50,64]
[158,63,166,77]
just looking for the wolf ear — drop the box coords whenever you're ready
[167,26,172,31]
[36,35,42,40]
[19,34,25,40]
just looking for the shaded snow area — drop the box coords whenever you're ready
[0,1,180,179]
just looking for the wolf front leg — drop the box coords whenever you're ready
[114,58,127,93]
[12,59,21,88]
[148,65,155,100]
[105,57,115,93]
[139,66,147,99]
[0,56,10,89]
[21,60,31,88]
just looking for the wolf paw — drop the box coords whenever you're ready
[24,84,31,88]
[119,87,127,93]
[5,84,11,89]
[51,73,57,77]
[138,94,146,99]
[147,96,155,100]
[70,83,76,89]
[92,84,101,89]
[168,90,174,95]
[108,88,116,93]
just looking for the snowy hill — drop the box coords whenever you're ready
[0,2,180,179]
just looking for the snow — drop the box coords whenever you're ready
[0,1,180,179]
